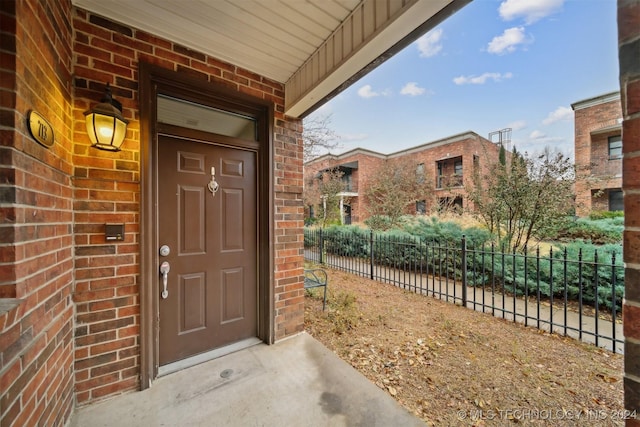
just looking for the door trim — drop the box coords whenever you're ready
[139,63,274,387]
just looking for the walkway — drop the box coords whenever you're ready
[70,333,425,427]
[307,250,624,354]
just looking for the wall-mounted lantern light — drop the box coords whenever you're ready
[84,83,128,151]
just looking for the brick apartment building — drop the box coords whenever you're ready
[1,1,639,426]
[572,91,623,216]
[304,131,503,224]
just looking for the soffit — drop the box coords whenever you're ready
[72,0,468,117]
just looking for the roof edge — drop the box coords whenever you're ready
[304,130,493,165]
[571,90,621,110]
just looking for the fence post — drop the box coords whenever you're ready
[369,229,374,280]
[461,235,467,308]
[611,251,617,353]
[319,228,324,265]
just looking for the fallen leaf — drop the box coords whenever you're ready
[596,373,618,383]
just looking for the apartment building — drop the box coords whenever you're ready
[304,131,502,224]
[572,91,623,217]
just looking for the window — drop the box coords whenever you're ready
[342,173,352,192]
[608,135,622,159]
[609,189,623,211]
[436,161,443,188]
[416,200,426,214]
[454,160,463,176]
[453,159,463,186]
[439,196,463,213]
[416,163,425,183]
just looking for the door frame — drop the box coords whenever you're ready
[139,63,274,387]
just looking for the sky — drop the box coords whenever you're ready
[306,0,620,159]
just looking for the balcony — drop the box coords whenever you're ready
[436,174,463,189]
[436,156,463,189]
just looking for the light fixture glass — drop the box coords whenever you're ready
[84,83,129,151]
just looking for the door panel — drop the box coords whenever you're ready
[158,135,257,365]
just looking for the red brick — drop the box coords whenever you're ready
[0,359,22,392]
[624,231,640,265]
[625,116,640,164]
[90,337,135,356]
[75,373,120,392]
[628,79,640,116]
[91,376,138,399]
[618,1,640,43]
[624,304,640,339]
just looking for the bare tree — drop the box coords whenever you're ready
[363,157,433,228]
[304,168,347,227]
[467,146,575,250]
[302,114,340,162]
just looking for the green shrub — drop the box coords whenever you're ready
[304,229,319,248]
[322,225,370,257]
[589,210,624,220]
[402,216,492,247]
[466,241,624,312]
[555,216,623,244]
[364,215,393,231]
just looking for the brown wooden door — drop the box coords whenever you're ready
[157,135,257,365]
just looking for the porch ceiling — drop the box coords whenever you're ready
[72,0,469,117]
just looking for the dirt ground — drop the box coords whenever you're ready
[304,268,628,426]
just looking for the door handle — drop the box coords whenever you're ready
[160,261,170,299]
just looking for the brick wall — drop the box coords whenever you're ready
[405,134,499,212]
[573,96,623,216]
[0,0,76,426]
[620,0,640,423]
[70,8,304,403]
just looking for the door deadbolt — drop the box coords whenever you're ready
[159,245,170,257]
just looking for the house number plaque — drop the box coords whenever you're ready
[27,110,55,148]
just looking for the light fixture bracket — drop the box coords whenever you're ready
[84,83,129,152]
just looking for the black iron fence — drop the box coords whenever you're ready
[304,228,624,353]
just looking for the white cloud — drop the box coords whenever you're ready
[416,28,443,58]
[400,82,427,96]
[357,85,379,98]
[499,0,564,25]
[487,27,530,55]
[526,130,565,146]
[357,85,392,98]
[530,130,546,140]
[542,106,573,125]
[507,120,527,131]
[453,72,513,85]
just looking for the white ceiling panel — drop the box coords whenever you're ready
[71,0,469,117]
[73,0,361,83]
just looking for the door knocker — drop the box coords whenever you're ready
[208,166,220,196]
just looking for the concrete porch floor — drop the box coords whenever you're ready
[70,333,425,426]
